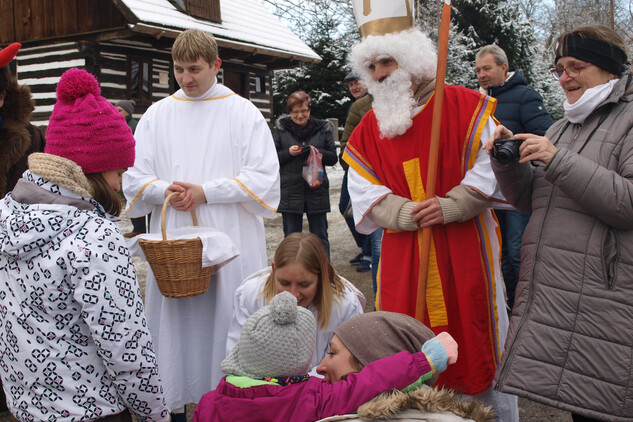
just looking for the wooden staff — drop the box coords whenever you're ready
[363,0,371,15]
[415,0,452,322]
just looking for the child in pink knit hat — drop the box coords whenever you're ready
[0,68,169,422]
[42,67,136,214]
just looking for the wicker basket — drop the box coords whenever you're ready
[139,192,214,298]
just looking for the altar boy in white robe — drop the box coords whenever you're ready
[122,29,280,420]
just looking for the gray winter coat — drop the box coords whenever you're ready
[492,73,633,421]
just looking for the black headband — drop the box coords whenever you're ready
[555,34,628,76]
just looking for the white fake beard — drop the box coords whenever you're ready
[365,68,417,139]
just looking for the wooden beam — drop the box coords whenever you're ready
[15,27,131,48]
[244,54,279,65]
[88,27,134,42]
[267,59,302,70]
[218,48,254,61]
[150,37,174,51]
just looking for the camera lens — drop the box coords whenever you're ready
[495,142,520,165]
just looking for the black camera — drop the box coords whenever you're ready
[491,138,524,165]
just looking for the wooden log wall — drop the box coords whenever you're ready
[0,0,126,45]
[15,40,275,127]
[221,60,274,125]
[97,39,172,111]
[15,42,86,126]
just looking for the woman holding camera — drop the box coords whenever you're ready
[485,25,633,421]
[273,91,337,256]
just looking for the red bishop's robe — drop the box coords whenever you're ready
[343,85,506,395]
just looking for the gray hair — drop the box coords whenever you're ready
[476,44,508,66]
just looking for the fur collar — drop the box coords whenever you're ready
[0,82,35,197]
[357,386,495,422]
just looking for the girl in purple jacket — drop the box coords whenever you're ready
[193,291,457,422]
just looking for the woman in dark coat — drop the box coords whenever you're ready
[273,91,337,255]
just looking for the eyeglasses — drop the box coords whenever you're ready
[290,108,310,115]
[550,63,591,80]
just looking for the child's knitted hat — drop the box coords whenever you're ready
[45,68,135,174]
[222,291,317,378]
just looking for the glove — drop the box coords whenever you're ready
[421,331,458,373]
[435,332,458,365]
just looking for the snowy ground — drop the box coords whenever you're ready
[0,162,571,421]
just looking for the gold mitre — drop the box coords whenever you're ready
[351,0,414,38]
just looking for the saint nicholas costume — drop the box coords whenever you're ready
[342,2,517,419]
[344,86,506,396]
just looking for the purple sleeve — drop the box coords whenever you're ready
[314,351,433,418]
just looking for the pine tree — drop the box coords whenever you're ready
[266,0,358,125]
[415,0,564,117]
[272,33,355,125]
[450,0,537,84]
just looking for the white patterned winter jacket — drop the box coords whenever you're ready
[0,171,169,422]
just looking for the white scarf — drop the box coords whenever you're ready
[563,78,619,124]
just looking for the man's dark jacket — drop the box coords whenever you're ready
[487,70,552,135]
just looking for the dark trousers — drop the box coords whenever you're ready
[572,414,601,422]
[131,215,148,233]
[0,380,6,412]
[282,212,329,257]
[98,410,133,422]
[369,228,383,295]
[496,209,530,311]
[339,171,369,253]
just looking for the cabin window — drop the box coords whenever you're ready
[127,57,153,106]
[254,76,265,93]
[184,0,221,22]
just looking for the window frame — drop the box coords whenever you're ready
[127,56,153,106]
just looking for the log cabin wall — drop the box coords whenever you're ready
[95,39,172,113]
[15,41,274,127]
[16,42,87,126]
[220,60,274,124]
[3,0,291,128]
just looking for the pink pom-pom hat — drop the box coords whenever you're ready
[45,68,135,174]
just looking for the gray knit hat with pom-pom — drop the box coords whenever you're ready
[221,291,317,378]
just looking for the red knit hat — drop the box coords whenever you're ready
[45,68,135,174]
[0,43,20,68]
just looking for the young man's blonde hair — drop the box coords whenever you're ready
[172,29,219,65]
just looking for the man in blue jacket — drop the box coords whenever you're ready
[475,44,553,312]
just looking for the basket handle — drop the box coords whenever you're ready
[161,192,198,241]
